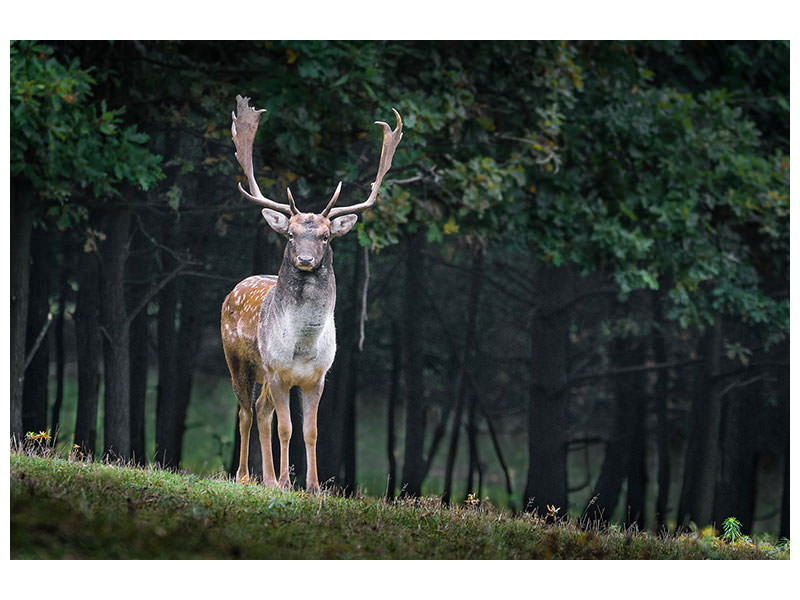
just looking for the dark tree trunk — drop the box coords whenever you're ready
[677,319,722,530]
[129,311,149,464]
[74,242,102,456]
[524,260,572,515]
[22,227,52,435]
[287,387,306,488]
[585,327,648,529]
[174,273,203,466]
[316,353,342,485]
[464,390,482,501]
[50,251,69,439]
[155,218,180,467]
[128,220,150,464]
[339,241,363,494]
[624,369,648,529]
[442,251,484,505]
[713,383,758,534]
[11,179,34,442]
[584,349,630,525]
[400,231,426,497]
[386,320,401,500]
[100,206,132,459]
[779,366,789,540]
[652,290,671,532]
[779,437,789,540]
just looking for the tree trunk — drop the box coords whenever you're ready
[652,290,671,532]
[779,436,789,540]
[778,366,789,540]
[174,273,203,466]
[339,241,363,494]
[442,251,484,505]
[524,260,572,515]
[22,227,51,435]
[584,342,631,526]
[128,219,150,464]
[74,242,102,456]
[464,390,482,502]
[400,231,426,497]
[386,320,401,500]
[624,367,648,529]
[713,383,758,534]
[10,179,34,442]
[155,218,180,467]
[100,206,132,459]
[677,319,722,530]
[50,251,69,439]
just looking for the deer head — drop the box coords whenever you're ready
[231,95,403,271]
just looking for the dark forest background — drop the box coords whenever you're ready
[10,40,789,537]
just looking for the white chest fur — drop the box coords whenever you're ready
[258,296,336,388]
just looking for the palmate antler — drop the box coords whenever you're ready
[232,95,403,218]
[231,95,295,215]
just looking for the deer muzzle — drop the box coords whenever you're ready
[296,255,315,270]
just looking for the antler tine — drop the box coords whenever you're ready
[321,181,343,217]
[326,109,403,220]
[286,187,300,215]
[231,95,293,216]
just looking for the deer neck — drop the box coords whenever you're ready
[273,247,336,322]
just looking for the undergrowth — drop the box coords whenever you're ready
[9,449,789,560]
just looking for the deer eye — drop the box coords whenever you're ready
[288,232,294,241]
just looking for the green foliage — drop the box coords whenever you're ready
[258,41,788,338]
[10,41,163,219]
[721,516,745,544]
[10,454,788,559]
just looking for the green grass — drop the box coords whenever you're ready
[43,370,785,536]
[10,452,789,560]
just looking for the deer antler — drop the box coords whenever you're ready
[232,95,296,216]
[324,109,403,219]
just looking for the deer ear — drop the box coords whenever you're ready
[262,209,289,236]
[330,214,358,238]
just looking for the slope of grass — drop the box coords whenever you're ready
[10,452,788,560]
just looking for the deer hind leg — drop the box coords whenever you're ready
[268,378,292,489]
[255,383,278,487]
[227,355,255,483]
[236,403,253,483]
[301,380,324,494]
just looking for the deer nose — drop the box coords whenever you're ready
[296,255,315,269]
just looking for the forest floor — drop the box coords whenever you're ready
[10,452,789,560]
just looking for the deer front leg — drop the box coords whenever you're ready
[236,403,253,483]
[267,377,293,489]
[255,384,278,487]
[301,380,324,494]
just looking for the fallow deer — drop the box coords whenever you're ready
[221,95,402,493]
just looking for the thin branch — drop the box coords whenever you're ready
[568,358,704,388]
[124,264,187,328]
[24,313,53,372]
[719,375,764,400]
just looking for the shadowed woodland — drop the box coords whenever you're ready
[10,41,789,538]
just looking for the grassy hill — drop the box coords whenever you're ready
[10,452,788,560]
